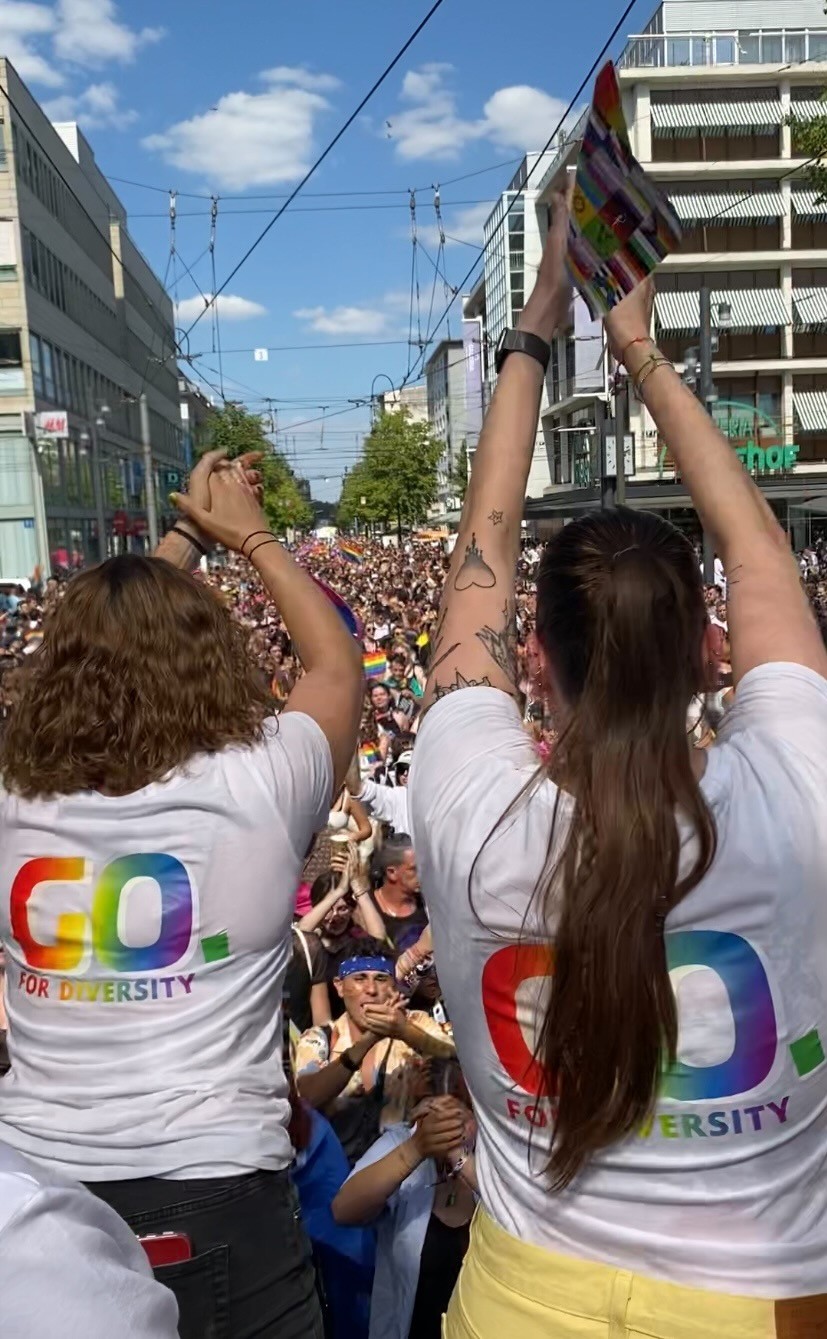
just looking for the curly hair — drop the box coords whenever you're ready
[0,554,273,798]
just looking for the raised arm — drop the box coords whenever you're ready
[172,467,363,792]
[155,449,261,571]
[422,195,572,712]
[605,284,827,684]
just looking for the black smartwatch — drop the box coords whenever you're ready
[339,1049,359,1074]
[495,328,551,375]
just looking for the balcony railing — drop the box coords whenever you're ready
[619,28,827,71]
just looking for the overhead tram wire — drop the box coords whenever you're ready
[180,0,448,342]
[399,0,642,392]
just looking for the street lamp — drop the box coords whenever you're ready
[80,400,111,562]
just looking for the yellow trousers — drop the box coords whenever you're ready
[444,1207,826,1339]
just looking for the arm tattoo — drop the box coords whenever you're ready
[454,533,496,591]
[488,510,504,526]
[475,601,518,683]
[433,670,492,699]
[428,640,461,674]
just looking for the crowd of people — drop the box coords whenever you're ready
[1,193,826,1339]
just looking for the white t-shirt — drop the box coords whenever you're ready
[0,712,332,1181]
[409,665,827,1298]
[0,1142,179,1336]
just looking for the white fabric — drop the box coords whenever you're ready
[0,713,332,1180]
[359,780,410,836]
[409,666,827,1298]
[0,1142,179,1336]
[347,1124,435,1339]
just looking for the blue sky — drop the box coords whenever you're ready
[0,0,654,498]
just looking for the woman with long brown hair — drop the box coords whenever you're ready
[0,452,363,1338]
[409,196,827,1337]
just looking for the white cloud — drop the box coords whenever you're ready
[294,305,389,337]
[143,67,335,191]
[0,0,161,114]
[175,294,267,324]
[386,64,569,161]
[261,65,340,93]
[0,1,62,86]
[44,80,136,129]
[53,0,162,67]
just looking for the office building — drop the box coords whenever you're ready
[179,374,214,471]
[424,338,466,515]
[529,0,827,543]
[377,383,428,423]
[0,59,185,577]
[482,151,557,496]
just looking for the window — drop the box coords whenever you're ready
[40,437,61,498]
[0,330,22,366]
[29,333,43,397]
[41,341,56,400]
[64,437,79,502]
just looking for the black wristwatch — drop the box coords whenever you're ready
[495,328,551,375]
[339,1049,359,1074]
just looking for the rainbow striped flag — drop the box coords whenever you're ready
[309,574,361,639]
[338,538,364,564]
[363,651,388,681]
[360,743,380,769]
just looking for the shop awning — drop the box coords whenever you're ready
[670,192,784,223]
[793,288,827,327]
[655,289,787,333]
[651,101,782,134]
[791,189,827,216]
[794,390,827,433]
[788,101,827,122]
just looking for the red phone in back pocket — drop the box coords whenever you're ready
[138,1231,193,1268]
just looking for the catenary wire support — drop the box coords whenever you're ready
[209,196,225,399]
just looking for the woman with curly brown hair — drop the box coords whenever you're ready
[0,452,363,1339]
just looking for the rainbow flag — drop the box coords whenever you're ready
[567,61,682,317]
[309,574,361,639]
[363,651,388,681]
[360,743,380,769]
[338,539,364,564]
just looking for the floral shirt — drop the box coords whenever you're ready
[295,1012,446,1128]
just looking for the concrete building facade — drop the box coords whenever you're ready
[424,338,466,514]
[0,60,185,577]
[530,0,827,543]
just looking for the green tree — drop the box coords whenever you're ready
[199,403,313,533]
[337,408,442,538]
[788,94,827,200]
[449,440,469,503]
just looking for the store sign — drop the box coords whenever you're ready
[35,411,68,437]
[659,402,800,477]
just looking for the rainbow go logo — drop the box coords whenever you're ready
[10,854,219,976]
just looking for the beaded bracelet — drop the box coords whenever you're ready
[633,355,673,398]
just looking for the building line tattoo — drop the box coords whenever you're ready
[454,533,496,591]
[433,669,492,700]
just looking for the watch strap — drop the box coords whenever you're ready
[339,1048,359,1074]
[496,328,551,375]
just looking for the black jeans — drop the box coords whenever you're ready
[87,1169,324,1339]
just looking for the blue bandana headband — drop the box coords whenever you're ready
[339,955,395,979]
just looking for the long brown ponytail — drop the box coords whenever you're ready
[534,508,716,1187]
